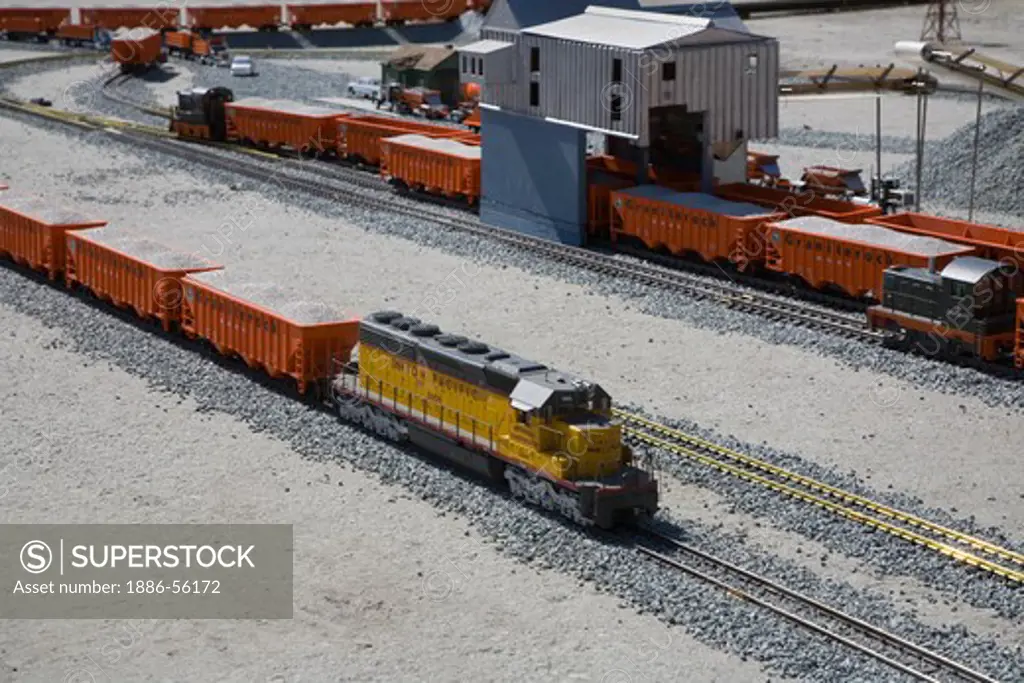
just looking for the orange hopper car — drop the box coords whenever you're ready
[110,31,165,71]
[380,134,482,204]
[867,212,1024,284]
[286,2,376,29]
[225,98,346,155]
[765,216,976,300]
[609,186,784,271]
[0,8,70,35]
[1017,299,1024,369]
[65,228,222,332]
[180,270,360,396]
[185,5,280,31]
[56,23,97,45]
[337,115,470,166]
[0,193,106,279]
[716,183,883,224]
[382,0,466,24]
[80,7,178,30]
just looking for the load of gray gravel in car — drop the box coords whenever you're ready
[79,227,216,269]
[190,269,349,324]
[617,186,778,217]
[775,216,974,255]
[2,265,1022,683]
[0,191,100,226]
[386,133,481,159]
[898,105,1024,217]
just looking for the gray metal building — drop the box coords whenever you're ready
[471,7,778,147]
[461,2,778,246]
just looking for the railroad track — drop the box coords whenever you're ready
[101,73,172,120]
[620,410,1024,584]
[634,526,999,683]
[13,79,885,344]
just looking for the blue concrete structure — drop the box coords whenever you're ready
[480,108,588,246]
[474,0,753,245]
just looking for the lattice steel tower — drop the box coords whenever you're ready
[921,0,962,44]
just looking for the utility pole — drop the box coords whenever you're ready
[921,0,961,45]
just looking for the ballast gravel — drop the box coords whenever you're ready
[1,266,1021,683]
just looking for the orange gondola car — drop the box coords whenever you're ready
[65,228,222,331]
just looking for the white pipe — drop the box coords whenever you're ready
[894,40,935,61]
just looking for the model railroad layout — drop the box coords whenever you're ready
[0,176,1021,584]
[0,183,1014,681]
[109,80,1022,376]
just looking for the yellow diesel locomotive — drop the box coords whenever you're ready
[332,311,658,527]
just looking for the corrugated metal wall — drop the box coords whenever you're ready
[479,108,588,245]
[651,40,778,145]
[506,34,644,138]
[491,32,778,146]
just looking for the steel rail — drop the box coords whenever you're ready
[635,527,999,683]
[622,418,1024,584]
[90,117,882,345]
[618,410,1024,569]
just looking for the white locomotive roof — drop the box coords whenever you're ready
[776,216,974,256]
[190,270,350,324]
[76,227,216,270]
[385,133,481,159]
[617,186,776,217]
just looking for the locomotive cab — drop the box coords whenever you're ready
[868,256,1018,361]
[508,376,628,481]
[170,86,234,142]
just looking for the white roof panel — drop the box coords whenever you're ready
[525,5,713,50]
[458,39,514,55]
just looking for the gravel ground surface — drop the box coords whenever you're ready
[3,270,1022,683]
[897,106,1024,217]
[0,47,59,63]
[2,7,1023,679]
[1,302,780,683]
[1,113,1021,575]
[746,0,1024,70]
